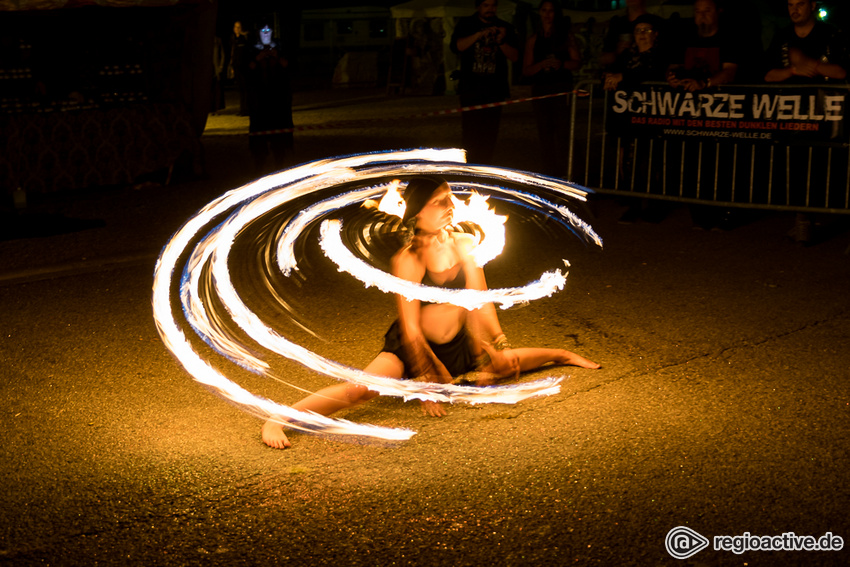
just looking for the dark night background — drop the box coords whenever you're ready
[1,1,849,565]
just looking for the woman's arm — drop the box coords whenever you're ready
[562,33,582,72]
[522,35,541,76]
[454,235,506,347]
[454,235,522,381]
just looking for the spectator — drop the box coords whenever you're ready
[603,14,667,91]
[604,15,669,223]
[599,0,663,69]
[211,35,226,114]
[229,21,250,116]
[764,0,848,244]
[522,0,581,177]
[666,0,738,92]
[247,24,294,175]
[666,0,740,229]
[764,0,847,84]
[450,0,519,164]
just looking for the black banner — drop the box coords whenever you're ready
[606,83,848,144]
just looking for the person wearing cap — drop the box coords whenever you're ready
[262,177,600,449]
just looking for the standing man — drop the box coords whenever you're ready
[450,0,519,164]
[666,0,739,92]
[666,0,740,230]
[764,0,847,244]
[765,0,847,83]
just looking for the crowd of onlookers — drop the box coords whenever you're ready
[589,0,847,242]
[448,0,847,170]
[596,0,848,92]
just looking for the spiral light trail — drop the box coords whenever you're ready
[152,149,602,442]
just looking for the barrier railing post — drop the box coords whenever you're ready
[630,139,638,190]
[584,83,593,186]
[696,141,703,199]
[731,143,738,203]
[785,146,791,206]
[749,145,755,204]
[567,87,577,181]
[768,145,775,205]
[600,89,608,189]
[713,142,719,202]
[647,138,654,193]
[806,146,813,207]
[615,137,621,191]
[845,146,850,209]
[825,147,832,207]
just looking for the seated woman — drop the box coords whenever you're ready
[262,177,600,449]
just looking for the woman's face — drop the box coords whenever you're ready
[539,2,556,26]
[634,23,657,52]
[415,184,454,232]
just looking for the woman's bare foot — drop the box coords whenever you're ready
[262,418,292,449]
[558,350,601,369]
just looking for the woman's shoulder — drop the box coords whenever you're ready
[449,231,477,256]
[391,244,426,278]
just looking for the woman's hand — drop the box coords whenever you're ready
[603,72,623,91]
[479,341,520,380]
[421,400,447,417]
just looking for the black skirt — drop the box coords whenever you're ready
[381,320,477,378]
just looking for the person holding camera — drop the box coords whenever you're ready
[450,0,519,165]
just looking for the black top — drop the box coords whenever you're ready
[422,265,467,290]
[450,14,519,99]
[529,31,576,95]
[670,29,741,82]
[765,22,848,84]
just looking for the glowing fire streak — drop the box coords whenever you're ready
[152,149,601,442]
[320,219,567,310]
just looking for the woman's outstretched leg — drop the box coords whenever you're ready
[261,352,404,449]
[480,346,600,382]
[512,347,600,372]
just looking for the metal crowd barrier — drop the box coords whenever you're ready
[565,81,850,215]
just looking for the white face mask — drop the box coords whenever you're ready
[260,28,272,46]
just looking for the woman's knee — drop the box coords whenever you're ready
[345,383,378,404]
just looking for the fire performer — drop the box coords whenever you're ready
[262,177,600,449]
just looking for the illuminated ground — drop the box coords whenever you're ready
[1,88,849,566]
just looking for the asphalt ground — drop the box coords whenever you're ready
[1,87,849,566]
